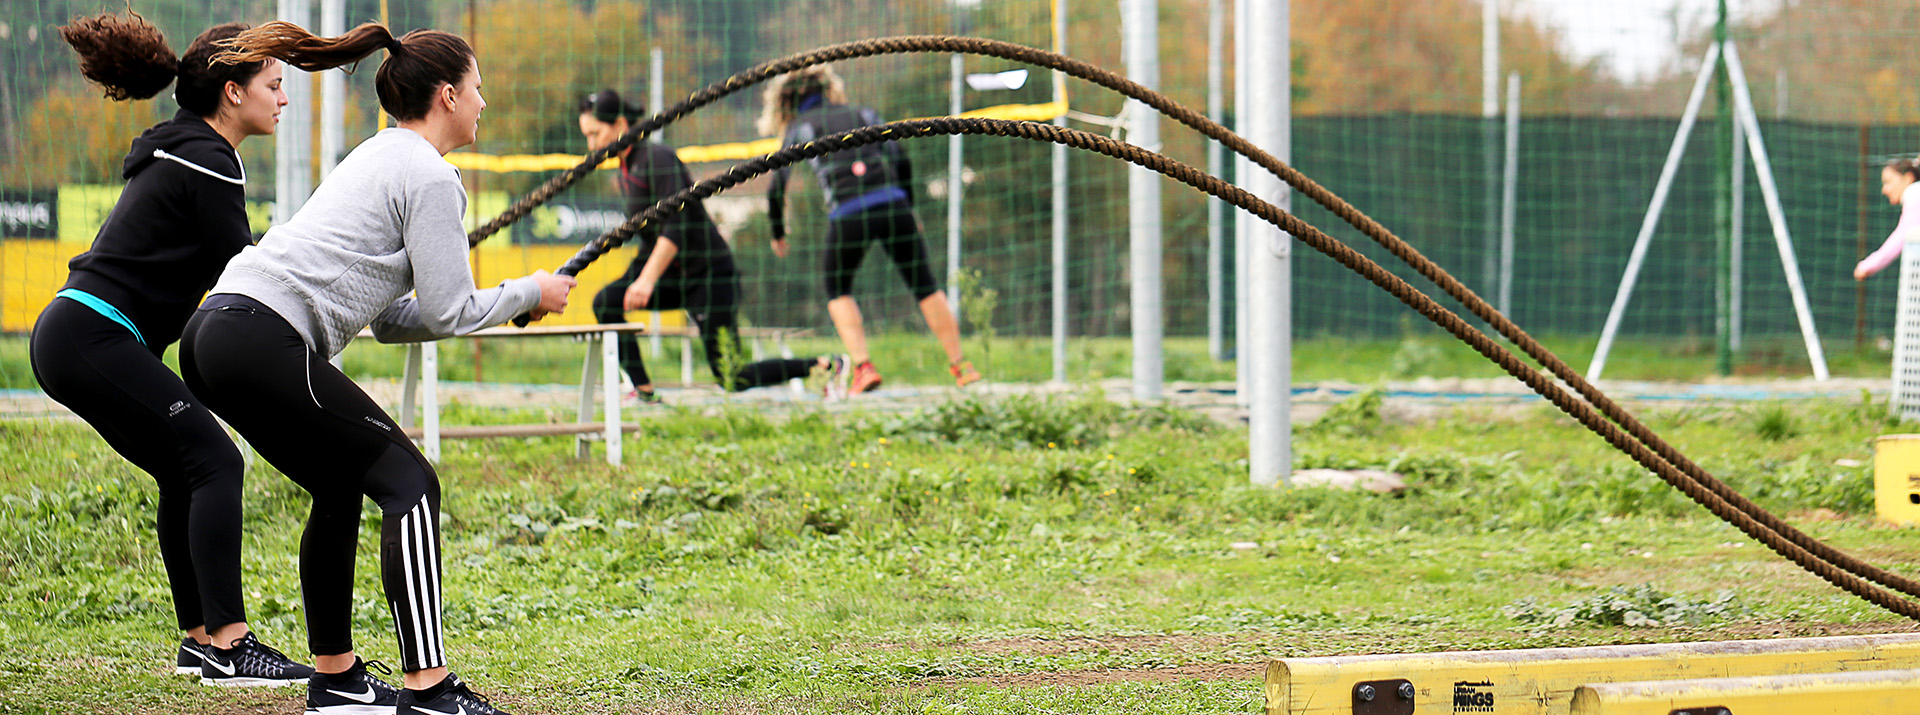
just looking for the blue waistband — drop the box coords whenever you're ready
[56,288,147,347]
[830,186,910,220]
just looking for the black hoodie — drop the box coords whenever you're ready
[61,109,251,356]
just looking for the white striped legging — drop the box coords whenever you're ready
[181,294,448,672]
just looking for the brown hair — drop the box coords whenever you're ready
[214,21,472,122]
[756,64,847,137]
[59,12,263,116]
[1889,158,1920,181]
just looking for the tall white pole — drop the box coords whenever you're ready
[275,0,313,225]
[1729,110,1745,351]
[1051,0,1070,385]
[948,53,965,327]
[1499,72,1519,316]
[1206,0,1225,362]
[650,47,665,142]
[1481,0,1500,297]
[320,0,343,178]
[1590,44,1721,381]
[1247,0,1291,486]
[1234,0,1250,407]
[1723,42,1829,381]
[649,48,666,359]
[1125,0,1163,401]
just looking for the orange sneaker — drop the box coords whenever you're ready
[850,361,884,395]
[950,360,982,388]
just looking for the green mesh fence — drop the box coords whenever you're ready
[4,0,1919,395]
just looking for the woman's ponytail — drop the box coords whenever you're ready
[59,11,179,101]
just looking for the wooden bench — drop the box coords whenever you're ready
[361,321,813,466]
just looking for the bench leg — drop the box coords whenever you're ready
[649,311,663,357]
[603,329,621,466]
[422,341,439,463]
[780,334,805,396]
[682,335,694,387]
[401,344,421,430]
[577,336,600,460]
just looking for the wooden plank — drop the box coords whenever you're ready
[1570,668,1920,715]
[1265,634,1920,715]
[401,422,642,440]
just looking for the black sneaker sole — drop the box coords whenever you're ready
[201,675,305,687]
[306,705,394,715]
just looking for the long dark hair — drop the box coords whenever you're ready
[59,11,263,116]
[1889,158,1920,181]
[214,21,472,122]
[578,88,644,124]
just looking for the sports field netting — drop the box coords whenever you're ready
[3,0,1918,392]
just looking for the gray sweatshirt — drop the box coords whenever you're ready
[211,128,541,358]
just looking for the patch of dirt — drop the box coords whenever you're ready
[918,662,1262,687]
[873,633,1235,656]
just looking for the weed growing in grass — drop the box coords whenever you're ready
[1301,387,1385,437]
[1505,585,1747,629]
[1752,403,1799,442]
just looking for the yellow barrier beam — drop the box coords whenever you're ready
[1569,668,1920,715]
[445,100,1069,173]
[1265,634,1920,715]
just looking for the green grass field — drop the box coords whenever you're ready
[0,331,1891,391]
[5,389,1919,713]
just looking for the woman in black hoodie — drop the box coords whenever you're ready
[28,11,320,690]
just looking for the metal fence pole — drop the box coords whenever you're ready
[1125,0,1162,400]
[1051,0,1070,384]
[1499,72,1519,316]
[1206,0,1225,362]
[275,0,313,225]
[1247,0,1291,486]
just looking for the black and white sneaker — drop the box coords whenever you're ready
[398,672,513,715]
[175,637,209,676]
[306,658,400,715]
[199,631,314,687]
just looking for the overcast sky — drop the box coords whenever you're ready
[1515,0,1779,82]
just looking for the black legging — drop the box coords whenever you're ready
[180,295,446,672]
[823,200,940,301]
[29,297,247,633]
[592,268,813,391]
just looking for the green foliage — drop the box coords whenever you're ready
[1752,403,1799,442]
[955,268,998,371]
[1301,387,1385,437]
[1505,586,1748,629]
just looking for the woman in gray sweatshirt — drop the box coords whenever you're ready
[180,20,571,715]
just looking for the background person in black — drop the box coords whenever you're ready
[27,11,312,687]
[579,89,848,401]
[757,65,981,396]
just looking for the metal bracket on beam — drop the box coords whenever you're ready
[1351,678,1414,715]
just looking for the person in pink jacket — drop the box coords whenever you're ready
[1854,158,1920,281]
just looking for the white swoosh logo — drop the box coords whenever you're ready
[328,684,377,703]
[203,655,236,676]
[414,704,466,715]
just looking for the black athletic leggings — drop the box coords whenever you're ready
[823,200,940,301]
[180,295,446,672]
[29,297,247,633]
[592,267,813,391]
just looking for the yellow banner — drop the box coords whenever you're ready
[444,100,1069,174]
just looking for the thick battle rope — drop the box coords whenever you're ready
[473,35,1920,605]
[527,117,1920,622]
